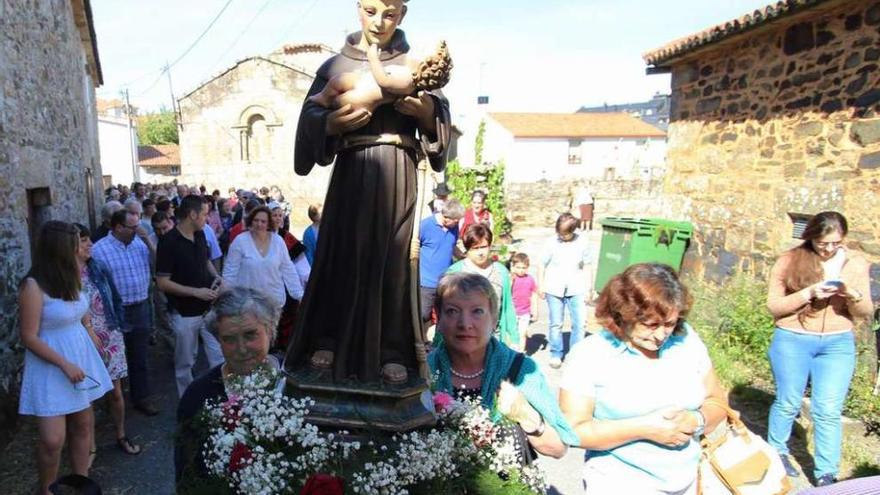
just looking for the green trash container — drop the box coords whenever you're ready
[593,217,693,291]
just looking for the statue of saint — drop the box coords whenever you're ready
[286,0,452,385]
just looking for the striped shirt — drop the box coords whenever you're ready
[91,234,151,305]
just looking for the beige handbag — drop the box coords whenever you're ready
[697,399,792,495]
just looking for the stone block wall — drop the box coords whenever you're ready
[664,0,880,285]
[0,0,104,440]
[178,58,332,226]
[507,178,667,229]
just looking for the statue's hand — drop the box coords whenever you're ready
[394,92,436,132]
[325,104,371,136]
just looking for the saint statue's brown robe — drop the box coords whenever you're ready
[286,30,451,383]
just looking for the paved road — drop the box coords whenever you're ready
[89,341,181,495]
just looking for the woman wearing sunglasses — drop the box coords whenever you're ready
[18,221,112,495]
[766,211,872,486]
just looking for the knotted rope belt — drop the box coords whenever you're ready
[339,133,420,152]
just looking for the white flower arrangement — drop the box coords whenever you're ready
[196,367,546,495]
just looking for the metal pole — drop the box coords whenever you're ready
[164,63,176,114]
[123,89,140,182]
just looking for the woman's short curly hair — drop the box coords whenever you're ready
[594,263,692,339]
[413,41,453,91]
[245,205,276,231]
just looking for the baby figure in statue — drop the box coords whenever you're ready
[309,41,452,112]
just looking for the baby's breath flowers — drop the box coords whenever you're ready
[199,367,546,494]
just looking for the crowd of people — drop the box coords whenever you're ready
[18,181,323,494]
[14,175,875,494]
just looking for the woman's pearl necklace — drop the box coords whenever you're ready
[451,367,485,380]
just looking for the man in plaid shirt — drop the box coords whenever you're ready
[92,209,157,415]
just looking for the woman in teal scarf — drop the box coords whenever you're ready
[445,223,519,348]
[428,272,579,459]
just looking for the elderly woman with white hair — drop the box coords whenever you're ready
[174,286,283,487]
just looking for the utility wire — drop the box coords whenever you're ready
[271,0,321,50]
[132,67,167,98]
[168,0,235,69]
[207,0,275,73]
[129,0,235,100]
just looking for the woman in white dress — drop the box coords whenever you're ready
[18,221,112,495]
[223,206,304,312]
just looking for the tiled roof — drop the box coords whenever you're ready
[281,43,336,55]
[138,144,179,167]
[96,98,124,114]
[488,112,666,139]
[644,0,835,67]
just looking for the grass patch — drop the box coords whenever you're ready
[686,274,774,390]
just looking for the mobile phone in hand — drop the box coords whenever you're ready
[822,280,844,290]
[210,278,222,291]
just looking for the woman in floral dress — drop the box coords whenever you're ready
[74,224,141,456]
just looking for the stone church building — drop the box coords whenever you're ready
[0,0,105,440]
[645,0,880,288]
[177,44,337,224]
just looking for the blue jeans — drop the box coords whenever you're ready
[767,328,855,479]
[546,294,585,360]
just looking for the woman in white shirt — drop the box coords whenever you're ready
[223,206,304,311]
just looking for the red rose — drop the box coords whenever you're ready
[301,474,344,495]
[228,442,253,473]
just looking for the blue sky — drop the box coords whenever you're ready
[93,0,772,119]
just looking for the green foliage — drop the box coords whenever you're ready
[446,158,512,238]
[445,120,513,238]
[138,110,179,145]
[714,276,775,366]
[474,120,486,166]
[410,467,536,495]
[687,274,774,386]
[845,346,880,424]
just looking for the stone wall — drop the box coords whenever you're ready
[664,0,880,285]
[0,0,104,439]
[507,178,667,228]
[178,57,332,226]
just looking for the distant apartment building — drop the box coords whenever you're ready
[578,93,671,131]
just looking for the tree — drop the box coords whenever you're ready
[137,110,178,145]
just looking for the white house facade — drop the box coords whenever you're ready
[483,112,667,183]
[97,113,138,186]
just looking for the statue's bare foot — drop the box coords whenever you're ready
[310,350,334,369]
[381,363,407,384]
